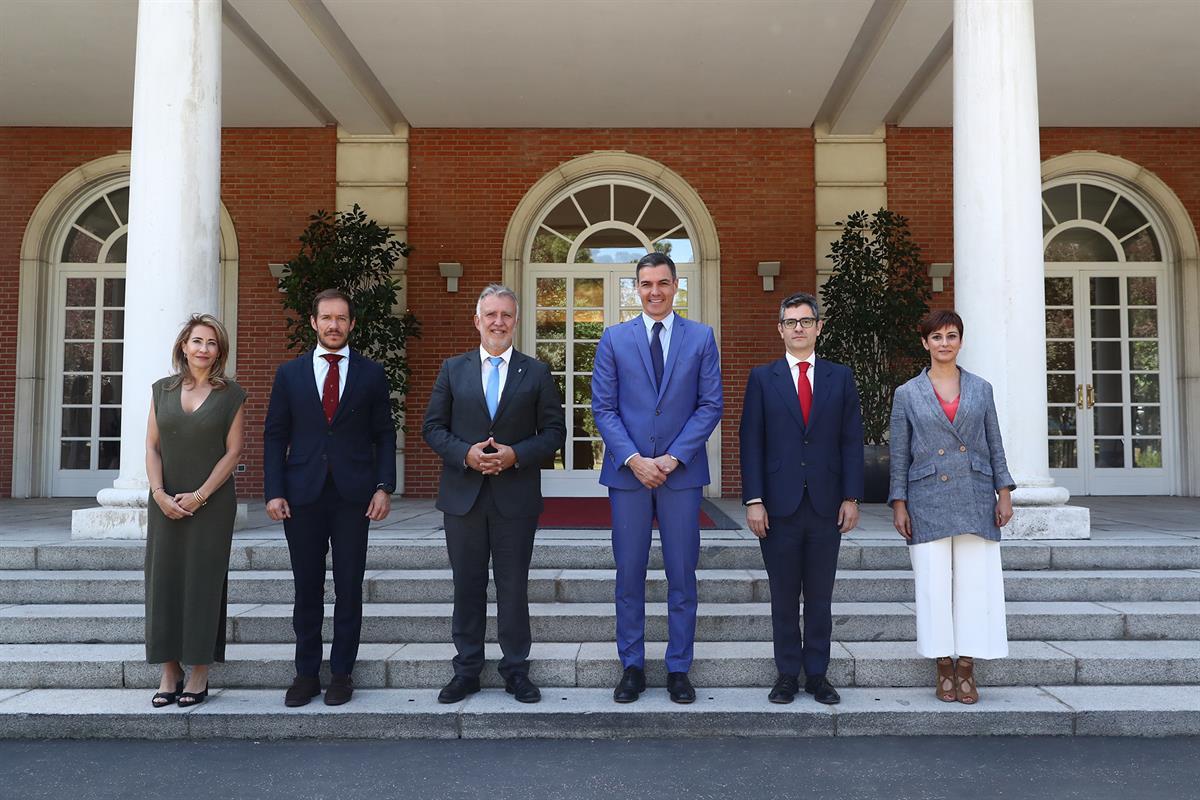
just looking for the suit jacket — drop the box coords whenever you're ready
[591,313,723,490]
[422,349,566,518]
[739,356,865,518]
[887,367,1017,545]
[263,349,397,505]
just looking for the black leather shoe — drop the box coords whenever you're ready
[768,673,800,704]
[438,675,481,704]
[505,673,541,704]
[667,672,696,704]
[324,673,354,706]
[805,675,841,705]
[613,666,646,703]
[284,675,321,707]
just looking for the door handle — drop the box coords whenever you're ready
[1075,384,1084,409]
[1086,384,1095,409]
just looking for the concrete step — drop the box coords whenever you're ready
[5,538,1200,572]
[1,686,1197,738]
[3,640,1199,690]
[3,601,1198,643]
[2,568,1198,605]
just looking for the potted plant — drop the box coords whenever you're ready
[277,204,420,429]
[818,208,931,502]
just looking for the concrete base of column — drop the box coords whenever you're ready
[71,486,249,540]
[1004,504,1092,540]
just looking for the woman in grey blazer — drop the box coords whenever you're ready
[888,310,1015,704]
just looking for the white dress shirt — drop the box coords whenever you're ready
[313,344,350,400]
[641,311,675,362]
[480,344,514,397]
[786,350,816,395]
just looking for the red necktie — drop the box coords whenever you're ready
[797,361,812,425]
[321,354,342,423]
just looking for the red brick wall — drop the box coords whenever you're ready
[884,126,956,308]
[405,129,816,498]
[0,126,336,498]
[886,126,1200,310]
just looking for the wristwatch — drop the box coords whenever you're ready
[376,483,395,494]
[843,497,860,505]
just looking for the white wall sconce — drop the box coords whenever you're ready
[757,261,781,292]
[930,262,952,293]
[268,262,287,292]
[439,262,463,292]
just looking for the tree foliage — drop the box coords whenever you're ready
[277,204,420,429]
[818,209,930,445]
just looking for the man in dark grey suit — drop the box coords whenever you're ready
[422,284,565,704]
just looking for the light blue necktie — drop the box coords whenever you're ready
[485,356,503,418]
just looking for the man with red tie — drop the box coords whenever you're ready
[738,291,864,705]
[264,289,396,707]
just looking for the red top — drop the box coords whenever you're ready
[936,390,960,423]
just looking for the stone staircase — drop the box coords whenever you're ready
[1,534,1199,738]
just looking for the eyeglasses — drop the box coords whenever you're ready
[780,317,818,330]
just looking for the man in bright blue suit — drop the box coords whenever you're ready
[591,252,723,705]
[739,291,864,706]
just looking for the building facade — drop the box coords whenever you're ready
[2,1,1198,530]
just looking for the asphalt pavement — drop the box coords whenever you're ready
[1,736,1194,800]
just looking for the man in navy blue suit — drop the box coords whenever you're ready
[739,291,864,705]
[592,252,723,705]
[263,289,396,707]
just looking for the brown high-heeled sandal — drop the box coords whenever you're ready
[935,657,956,702]
[955,656,979,704]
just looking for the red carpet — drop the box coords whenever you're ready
[538,497,727,530]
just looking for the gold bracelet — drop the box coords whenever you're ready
[192,491,207,507]
[151,487,164,496]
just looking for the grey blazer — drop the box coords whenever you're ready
[887,368,1016,545]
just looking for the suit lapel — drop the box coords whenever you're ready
[329,350,360,426]
[631,318,657,389]
[300,350,329,424]
[917,367,963,440]
[459,351,490,419]
[492,350,530,422]
[771,358,807,431]
[656,313,684,402]
[808,358,833,427]
[952,368,972,435]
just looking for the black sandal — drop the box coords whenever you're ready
[152,680,183,708]
[177,684,209,708]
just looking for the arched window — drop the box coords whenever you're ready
[1042,177,1173,496]
[1043,180,1162,262]
[53,182,130,492]
[522,177,700,489]
[528,179,695,267]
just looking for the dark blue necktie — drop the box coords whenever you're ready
[650,321,665,389]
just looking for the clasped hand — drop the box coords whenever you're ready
[155,490,197,520]
[467,437,517,476]
[629,454,677,489]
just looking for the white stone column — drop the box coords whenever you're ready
[952,0,1089,538]
[72,0,223,538]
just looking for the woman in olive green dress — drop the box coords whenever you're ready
[145,314,246,707]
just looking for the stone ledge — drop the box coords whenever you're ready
[1,687,1194,739]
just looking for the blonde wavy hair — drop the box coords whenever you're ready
[166,314,232,390]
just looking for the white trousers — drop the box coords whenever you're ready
[909,534,1009,659]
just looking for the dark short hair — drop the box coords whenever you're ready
[779,291,820,323]
[636,251,677,280]
[311,288,356,321]
[918,309,964,339]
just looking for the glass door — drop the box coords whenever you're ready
[1046,269,1173,494]
[527,268,693,496]
[51,273,125,496]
